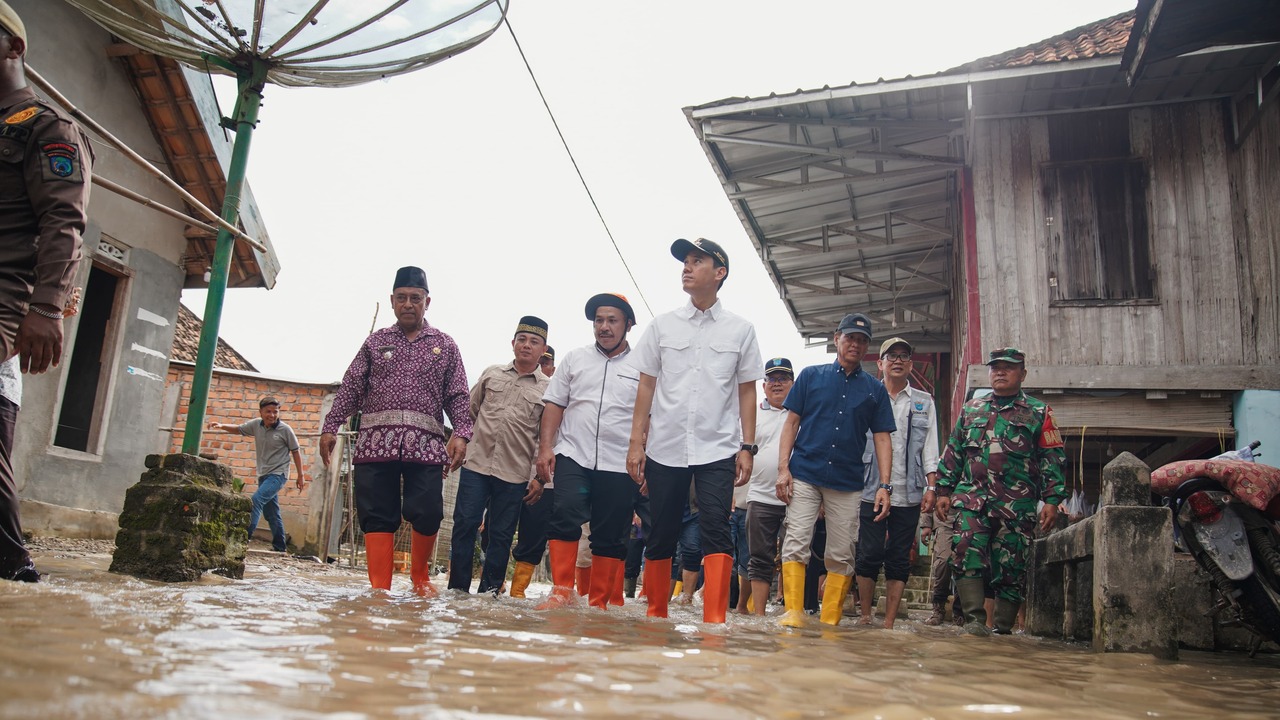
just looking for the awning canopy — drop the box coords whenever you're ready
[686,10,1278,353]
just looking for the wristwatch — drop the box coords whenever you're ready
[740,443,758,456]
[878,483,892,494]
[924,485,937,493]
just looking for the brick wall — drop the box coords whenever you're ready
[165,364,337,546]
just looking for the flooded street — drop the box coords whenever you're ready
[2,540,1278,719]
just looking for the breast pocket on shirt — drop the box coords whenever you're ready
[706,341,739,379]
[610,370,640,405]
[659,338,692,374]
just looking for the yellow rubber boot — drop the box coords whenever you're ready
[780,561,807,628]
[509,561,535,598]
[820,572,853,626]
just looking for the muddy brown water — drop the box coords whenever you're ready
[2,542,1278,719]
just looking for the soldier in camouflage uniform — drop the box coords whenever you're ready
[934,347,1066,635]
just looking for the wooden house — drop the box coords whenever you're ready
[686,0,1280,482]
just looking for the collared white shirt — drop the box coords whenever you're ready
[543,343,639,474]
[746,400,789,507]
[630,299,763,467]
[886,384,939,507]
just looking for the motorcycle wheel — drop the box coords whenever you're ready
[1239,526,1280,647]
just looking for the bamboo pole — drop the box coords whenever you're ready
[92,174,268,253]
[24,64,265,253]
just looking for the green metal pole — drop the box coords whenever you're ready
[181,60,268,455]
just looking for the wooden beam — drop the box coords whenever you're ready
[892,213,953,238]
[727,164,949,200]
[705,113,963,132]
[965,364,1280,391]
[704,133,965,167]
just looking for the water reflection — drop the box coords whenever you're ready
[1,546,1278,719]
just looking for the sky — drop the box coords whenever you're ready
[184,0,1136,386]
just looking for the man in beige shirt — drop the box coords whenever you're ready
[447,316,550,594]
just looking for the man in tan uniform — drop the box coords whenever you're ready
[0,1,93,582]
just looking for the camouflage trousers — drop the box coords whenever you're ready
[949,497,1036,603]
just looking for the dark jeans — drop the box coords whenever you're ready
[643,455,734,562]
[678,508,701,571]
[0,395,31,578]
[511,487,554,565]
[855,501,921,583]
[448,468,527,593]
[248,473,288,551]
[545,455,638,560]
[746,501,786,582]
[353,461,445,535]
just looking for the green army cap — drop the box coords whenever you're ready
[986,347,1026,365]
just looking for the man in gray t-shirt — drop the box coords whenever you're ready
[210,396,306,552]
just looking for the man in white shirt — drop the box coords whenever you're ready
[536,294,642,610]
[855,337,939,628]
[627,238,763,623]
[744,357,794,616]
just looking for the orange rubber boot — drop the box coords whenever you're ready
[588,556,624,610]
[702,553,733,624]
[608,558,626,607]
[364,532,395,591]
[410,531,438,598]
[576,565,592,597]
[644,558,673,618]
[536,539,579,610]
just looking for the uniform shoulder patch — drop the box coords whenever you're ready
[40,141,82,182]
[1038,408,1065,449]
[3,106,41,125]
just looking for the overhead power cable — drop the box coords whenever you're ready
[502,16,654,318]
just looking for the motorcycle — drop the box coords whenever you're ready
[1150,441,1280,656]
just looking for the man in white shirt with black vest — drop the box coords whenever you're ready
[627,238,763,624]
[855,337,939,628]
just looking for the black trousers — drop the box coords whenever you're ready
[643,455,734,561]
[624,493,652,579]
[0,395,29,577]
[511,487,554,565]
[746,501,787,582]
[546,455,638,560]
[804,517,827,613]
[353,461,445,535]
[855,501,921,583]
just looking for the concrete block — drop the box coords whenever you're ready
[1092,504,1177,659]
[1101,452,1152,507]
[110,453,250,582]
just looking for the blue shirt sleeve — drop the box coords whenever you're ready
[868,382,896,434]
[782,366,810,415]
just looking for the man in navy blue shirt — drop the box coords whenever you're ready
[775,313,894,626]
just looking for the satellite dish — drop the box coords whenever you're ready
[65,0,509,88]
[62,0,510,454]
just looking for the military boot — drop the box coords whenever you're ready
[993,598,1019,635]
[955,577,991,637]
[624,576,637,598]
[924,600,946,626]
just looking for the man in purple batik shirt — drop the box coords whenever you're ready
[320,265,472,595]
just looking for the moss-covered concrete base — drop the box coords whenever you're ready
[109,453,251,582]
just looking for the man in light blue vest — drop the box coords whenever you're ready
[855,337,938,628]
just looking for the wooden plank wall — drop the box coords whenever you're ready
[970,100,1279,381]
[1227,99,1280,367]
